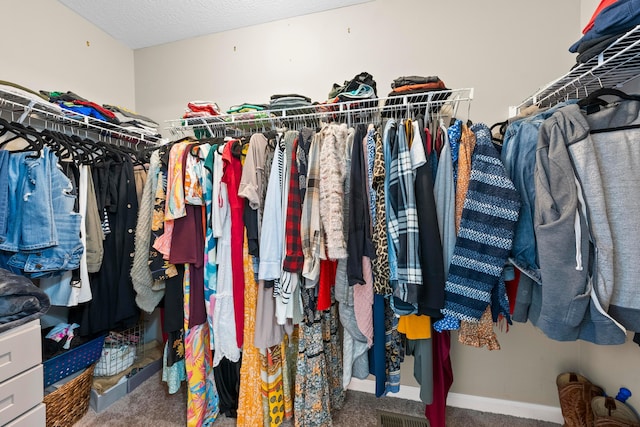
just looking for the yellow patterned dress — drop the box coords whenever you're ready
[237,236,263,425]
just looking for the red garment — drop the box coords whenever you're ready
[72,100,118,121]
[434,127,444,157]
[583,0,619,34]
[282,137,304,272]
[169,204,207,328]
[317,260,338,311]
[505,268,521,315]
[391,81,446,94]
[187,102,221,116]
[424,330,453,427]
[222,141,245,348]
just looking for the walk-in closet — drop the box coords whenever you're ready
[2,1,640,426]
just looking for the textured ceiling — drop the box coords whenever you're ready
[58,0,374,49]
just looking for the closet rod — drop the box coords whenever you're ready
[515,24,640,112]
[0,87,163,147]
[165,88,474,135]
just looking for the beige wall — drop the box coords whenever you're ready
[0,0,135,109]
[135,0,580,132]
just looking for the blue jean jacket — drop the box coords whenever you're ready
[0,147,82,276]
[501,101,577,283]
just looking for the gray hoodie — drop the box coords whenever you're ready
[533,103,628,344]
[563,101,640,332]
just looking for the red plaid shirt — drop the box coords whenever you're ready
[282,137,304,272]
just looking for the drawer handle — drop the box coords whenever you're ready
[0,395,14,414]
[0,351,11,368]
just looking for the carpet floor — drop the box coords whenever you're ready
[76,372,560,426]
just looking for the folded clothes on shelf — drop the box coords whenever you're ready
[569,0,640,53]
[328,71,377,102]
[226,103,268,114]
[183,101,222,118]
[391,75,442,89]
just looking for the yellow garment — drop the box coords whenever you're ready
[237,234,264,426]
[260,345,285,427]
[397,314,432,340]
[241,141,249,166]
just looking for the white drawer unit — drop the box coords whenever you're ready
[0,320,44,427]
[0,320,42,383]
[3,403,45,427]
[0,365,43,425]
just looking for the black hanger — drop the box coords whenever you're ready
[578,88,640,114]
[576,88,640,134]
[231,139,244,159]
[40,129,80,164]
[0,119,44,157]
[490,120,508,144]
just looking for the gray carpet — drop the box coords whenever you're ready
[76,372,560,426]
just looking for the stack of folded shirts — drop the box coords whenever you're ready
[41,90,120,124]
[183,101,222,118]
[570,0,640,64]
[0,80,61,115]
[388,75,448,97]
[383,75,451,115]
[103,104,160,137]
[226,103,268,114]
[269,94,313,113]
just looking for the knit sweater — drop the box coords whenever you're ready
[132,150,165,313]
[439,123,520,323]
[319,123,349,259]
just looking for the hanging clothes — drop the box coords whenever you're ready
[237,236,263,426]
[436,124,520,329]
[319,123,349,260]
[384,118,422,313]
[183,266,219,427]
[83,154,139,335]
[534,101,633,344]
[222,140,246,348]
[412,119,445,318]
[131,150,165,313]
[212,145,241,366]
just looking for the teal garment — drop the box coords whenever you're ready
[203,145,217,347]
[162,340,187,394]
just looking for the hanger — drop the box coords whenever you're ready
[577,88,640,114]
[40,129,80,164]
[231,138,244,159]
[490,120,508,145]
[576,87,640,134]
[0,118,44,156]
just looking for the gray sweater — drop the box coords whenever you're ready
[563,101,640,332]
[534,103,631,344]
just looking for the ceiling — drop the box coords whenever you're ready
[59,0,373,50]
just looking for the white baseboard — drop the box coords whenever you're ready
[347,378,563,424]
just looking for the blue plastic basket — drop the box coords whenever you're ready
[43,335,106,387]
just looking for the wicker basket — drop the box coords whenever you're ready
[43,364,95,427]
